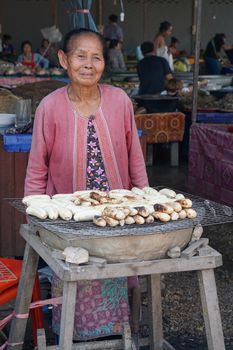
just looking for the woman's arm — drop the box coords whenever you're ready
[24,104,50,195]
[153,35,164,53]
[125,97,149,188]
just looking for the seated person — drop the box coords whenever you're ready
[204,33,233,75]
[1,34,16,62]
[18,40,49,69]
[137,41,173,95]
[106,39,126,72]
[169,36,180,58]
[162,78,208,96]
[38,38,59,67]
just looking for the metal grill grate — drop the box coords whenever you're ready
[6,189,233,239]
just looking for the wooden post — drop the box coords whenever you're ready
[142,0,147,42]
[197,269,225,350]
[51,0,58,26]
[7,243,39,350]
[58,281,77,350]
[147,274,163,350]
[98,0,103,27]
[122,323,132,350]
[191,0,202,124]
[131,287,141,334]
[191,0,197,54]
[37,329,47,350]
[170,142,179,167]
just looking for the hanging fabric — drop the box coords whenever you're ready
[67,0,97,31]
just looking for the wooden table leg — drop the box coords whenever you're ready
[37,329,46,350]
[59,281,77,350]
[122,322,132,350]
[131,286,141,334]
[7,243,39,350]
[147,274,163,350]
[147,144,153,166]
[197,269,225,350]
[170,142,179,167]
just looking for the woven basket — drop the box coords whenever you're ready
[0,88,21,113]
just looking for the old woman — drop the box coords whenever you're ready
[24,28,148,341]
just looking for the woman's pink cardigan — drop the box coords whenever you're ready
[24,84,148,196]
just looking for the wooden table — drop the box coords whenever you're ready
[135,113,185,166]
[7,224,225,350]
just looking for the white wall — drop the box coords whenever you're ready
[1,0,233,57]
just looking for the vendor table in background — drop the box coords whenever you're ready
[196,112,233,124]
[0,76,51,88]
[188,124,233,206]
[135,112,185,166]
[0,139,27,256]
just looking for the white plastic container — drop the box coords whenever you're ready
[0,113,16,127]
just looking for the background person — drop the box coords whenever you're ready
[137,41,173,95]
[1,34,15,62]
[162,78,209,96]
[38,38,60,67]
[103,14,124,46]
[169,36,180,58]
[106,39,126,72]
[18,40,49,69]
[24,28,148,341]
[204,33,233,74]
[153,21,174,70]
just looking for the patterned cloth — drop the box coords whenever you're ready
[188,124,233,205]
[52,117,130,340]
[135,112,185,143]
[86,119,109,191]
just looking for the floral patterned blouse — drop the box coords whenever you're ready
[86,118,110,192]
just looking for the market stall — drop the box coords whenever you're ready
[6,188,233,349]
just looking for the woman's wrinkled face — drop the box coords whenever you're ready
[59,34,105,87]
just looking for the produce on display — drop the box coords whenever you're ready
[22,187,197,226]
